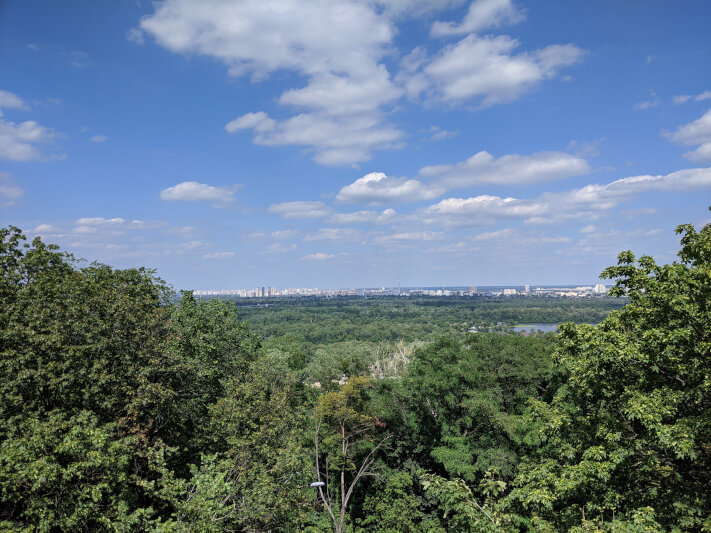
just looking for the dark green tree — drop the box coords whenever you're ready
[401,334,555,485]
[0,227,175,529]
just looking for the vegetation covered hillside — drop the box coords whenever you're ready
[0,217,709,532]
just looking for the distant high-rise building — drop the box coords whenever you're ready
[594,283,607,294]
[524,284,530,293]
[469,286,477,293]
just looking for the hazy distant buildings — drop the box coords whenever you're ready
[594,283,608,294]
[192,283,611,299]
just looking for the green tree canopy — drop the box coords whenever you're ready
[509,219,711,530]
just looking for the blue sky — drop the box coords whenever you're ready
[1,0,710,290]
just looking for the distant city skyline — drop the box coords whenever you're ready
[193,283,609,298]
[1,1,710,289]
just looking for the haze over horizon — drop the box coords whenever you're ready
[1,0,710,290]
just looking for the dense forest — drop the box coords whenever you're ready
[1,218,710,532]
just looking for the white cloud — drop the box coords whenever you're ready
[431,0,524,37]
[420,167,711,227]
[160,181,241,205]
[268,201,332,219]
[336,171,445,204]
[76,217,126,225]
[202,251,235,259]
[90,135,107,143]
[278,67,401,116]
[327,208,397,225]
[304,228,361,241]
[0,90,28,110]
[141,0,406,166]
[421,195,546,227]
[0,115,58,161]
[226,111,403,166]
[696,91,711,101]
[663,109,711,163]
[603,167,711,193]
[419,150,590,186]
[140,1,586,164]
[225,111,275,133]
[302,252,335,261]
[139,0,393,79]
[33,223,59,233]
[0,172,23,206]
[580,224,596,233]
[71,218,164,235]
[405,34,583,106]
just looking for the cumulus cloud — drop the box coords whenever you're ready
[90,135,108,143]
[663,109,711,163]
[278,67,401,116]
[0,172,23,206]
[404,34,583,106]
[268,201,332,219]
[336,171,445,204]
[420,167,711,227]
[160,181,241,205]
[202,251,235,259]
[0,115,58,161]
[140,0,406,166]
[419,150,590,186]
[431,0,524,37]
[139,0,393,79]
[0,90,29,110]
[421,195,545,227]
[327,208,397,225]
[226,111,404,166]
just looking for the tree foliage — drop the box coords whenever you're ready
[509,219,711,530]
